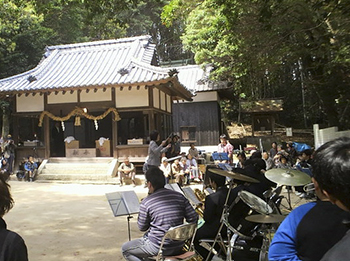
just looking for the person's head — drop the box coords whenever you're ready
[149,130,160,142]
[262,151,269,160]
[190,143,195,149]
[28,155,34,162]
[161,157,168,165]
[0,175,13,217]
[208,171,226,189]
[250,151,262,159]
[220,134,227,144]
[271,142,277,149]
[174,159,180,165]
[145,166,165,193]
[299,149,313,161]
[312,137,350,211]
[277,144,283,151]
[244,157,267,171]
[181,157,187,164]
[280,155,288,164]
[123,157,130,164]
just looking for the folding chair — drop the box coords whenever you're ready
[152,223,198,261]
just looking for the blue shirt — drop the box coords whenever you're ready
[269,201,349,261]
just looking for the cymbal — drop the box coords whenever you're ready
[265,168,311,186]
[245,214,285,224]
[209,168,259,183]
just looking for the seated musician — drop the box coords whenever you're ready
[196,158,276,259]
[121,167,198,260]
[194,171,241,259]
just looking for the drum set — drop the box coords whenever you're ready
[198,167,312,261]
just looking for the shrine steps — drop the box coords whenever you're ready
[35,157,122,184]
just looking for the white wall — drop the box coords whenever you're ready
[16,94,44,112]
[160,91,166,111]
[167,94,172,113]
[153,88,160,109]
[115,86,149,108]
[192,91,219,102]
[80,88,112,102]
[48,92,78,104]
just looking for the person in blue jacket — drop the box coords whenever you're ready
[269,137,350,261]
[24,155,38,182]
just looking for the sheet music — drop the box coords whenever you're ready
[182,187,201,206]
[106,191,140,217]
[212,152,229,161]
[165,183,184,195]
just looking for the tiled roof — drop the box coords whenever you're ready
[0,35,192,99]
[175,65,229,93]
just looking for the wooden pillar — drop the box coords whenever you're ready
[271,115,275,135]
[44,116,50,158]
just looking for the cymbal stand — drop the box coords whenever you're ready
[205,179,237,261]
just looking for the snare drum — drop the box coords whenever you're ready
[228,191,272,239]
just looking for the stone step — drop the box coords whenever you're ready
[36,157,119,183]
[48,157,114,163]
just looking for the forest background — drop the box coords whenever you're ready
[0,0,349,130]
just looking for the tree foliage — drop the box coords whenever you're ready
[163,0,350,129]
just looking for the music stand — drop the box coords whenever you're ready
[212,152,229,162]
[106,191,140,241]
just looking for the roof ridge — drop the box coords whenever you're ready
[45,35,151,53]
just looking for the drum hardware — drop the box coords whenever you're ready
[265,168,311,210]
[208,168,260,184]
[204,187,269,261]
[245,214,285,224]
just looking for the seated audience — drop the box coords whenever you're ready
[171,159,184,186]
[118,157,136,186]
[24,155,38,182]
[159,157,171,184]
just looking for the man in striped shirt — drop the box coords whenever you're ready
[122,167,198,260]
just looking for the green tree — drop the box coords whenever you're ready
[163,0,350,129]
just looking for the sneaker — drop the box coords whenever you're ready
[295,192,302,196]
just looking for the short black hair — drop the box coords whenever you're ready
[312,137,350,210]
[149,130,159,141]
[207,171,226,187]
[145,166,165,191]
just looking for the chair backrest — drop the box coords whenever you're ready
[156,223,197,260]
[164,223,197,241]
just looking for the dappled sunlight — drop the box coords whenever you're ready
[4,181,146,261]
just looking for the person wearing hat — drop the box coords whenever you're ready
[159,157,171,184]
